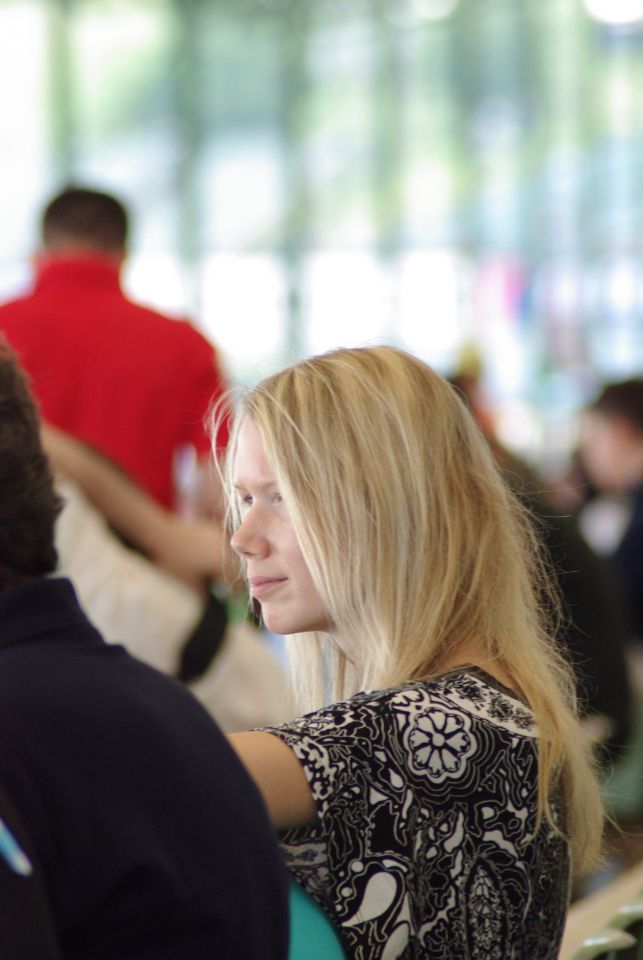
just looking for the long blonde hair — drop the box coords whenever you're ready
[221,345,603,875]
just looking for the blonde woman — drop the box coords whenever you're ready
[224,346,603,960]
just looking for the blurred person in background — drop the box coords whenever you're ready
[574,378,643,829]
[0,185,229,515]
[449,369,633,763]
[0,340,289,960]
[579,378,643,649]
[0,185,240,670]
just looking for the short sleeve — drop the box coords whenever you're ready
[262,679,564,960]
[263,691,408,839]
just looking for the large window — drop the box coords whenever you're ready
[1,0,643,469]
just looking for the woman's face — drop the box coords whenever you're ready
[230,417,333,637]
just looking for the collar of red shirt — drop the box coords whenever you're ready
[34,254,122,294]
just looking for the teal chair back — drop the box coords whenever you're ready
[288,879,347,960]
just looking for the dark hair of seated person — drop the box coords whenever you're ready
[0,339,62,589]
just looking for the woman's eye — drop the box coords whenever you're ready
[239,494,253,509]
[273,492,283,504]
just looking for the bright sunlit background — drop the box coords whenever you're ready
[2,0,643,473]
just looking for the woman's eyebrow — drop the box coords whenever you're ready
[233,479,278,492]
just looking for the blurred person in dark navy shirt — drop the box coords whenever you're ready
[0,339,288,960]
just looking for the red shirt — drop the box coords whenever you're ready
[0,255,229,508]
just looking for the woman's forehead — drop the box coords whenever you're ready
[232,418,276,487]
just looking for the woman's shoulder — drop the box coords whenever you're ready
[269,668,543,837]
[264,668,537,766]
[361,668,537,738]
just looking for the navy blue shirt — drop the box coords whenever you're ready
[0,782,61,959]
[0,577,288,959]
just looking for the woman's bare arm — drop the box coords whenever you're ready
[229,731,317,830]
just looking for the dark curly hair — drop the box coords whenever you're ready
[0,341,62,587]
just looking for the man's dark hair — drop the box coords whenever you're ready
[41,186,129,252]
[590,378,643,435]
[0,342,62,588]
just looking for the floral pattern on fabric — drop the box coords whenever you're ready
[264,669,569,960]
[406,704,476,781]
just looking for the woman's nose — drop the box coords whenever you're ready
[230,515,268,559]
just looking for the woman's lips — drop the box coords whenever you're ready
[249,577,287,599]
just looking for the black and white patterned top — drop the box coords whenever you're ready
[264,668,570,960]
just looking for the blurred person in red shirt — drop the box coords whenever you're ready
[0,186,229,513]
